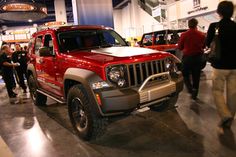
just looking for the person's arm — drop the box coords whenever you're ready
[0,54,19,68]
[206,23,216,47]
[2,61,19,67]
[177,34,184,51]
[202,33,206,49]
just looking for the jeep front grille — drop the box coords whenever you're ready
[127,59,167,87]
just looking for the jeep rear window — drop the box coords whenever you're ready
[58,29,127,53]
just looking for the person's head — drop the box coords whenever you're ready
[15,43,21,51]
[24,45,28,51]
[217,1,234,19]
[188,18,198,29]
[1,44,11,55]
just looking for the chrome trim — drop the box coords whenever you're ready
[138,72,176,104]
[139,97,169,108]
[138,72,170,92]
[37,89,65,104]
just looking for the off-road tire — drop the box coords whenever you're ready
[28,75,47,106]
[67,85,108,141]
[149,94,179,111]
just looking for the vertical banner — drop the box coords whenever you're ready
[76,0,114,28]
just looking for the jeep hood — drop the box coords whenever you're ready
[67,46,172,66]
[91,47,159,57]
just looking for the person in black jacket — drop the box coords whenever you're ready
[0,45,20,98]
[206,1,236,133]
[12,43,28,93]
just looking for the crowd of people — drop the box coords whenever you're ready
[0,43,28,98]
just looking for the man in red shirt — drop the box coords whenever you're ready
[178,18,206,100]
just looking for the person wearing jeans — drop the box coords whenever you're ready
[206,1,236,132]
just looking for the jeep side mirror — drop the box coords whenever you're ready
[39,47,54,57]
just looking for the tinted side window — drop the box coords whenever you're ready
[44,34,54,54]
[143,34,152,46]
[35,36,43,56]
[155,34,166,45]
[28,37,35,55]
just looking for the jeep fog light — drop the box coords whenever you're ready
[92,81,110,90]
[117,79,126,87]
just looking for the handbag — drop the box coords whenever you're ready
[207,23,221,63]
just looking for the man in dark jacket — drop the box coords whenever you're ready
[12,43,28,93]
[178,18,206,100]
[206,1,236,132]
[0,45,19,98]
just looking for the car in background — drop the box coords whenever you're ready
[139,29,187,59]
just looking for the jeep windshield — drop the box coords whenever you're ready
[58,29,128,53]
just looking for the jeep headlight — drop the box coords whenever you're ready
[107,65,127,87]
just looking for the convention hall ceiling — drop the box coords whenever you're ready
[0,0,179,27]
[0,0,132,27]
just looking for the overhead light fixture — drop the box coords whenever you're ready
[0,0,47,22]
[44,21,66,27]
[28,19,32,22]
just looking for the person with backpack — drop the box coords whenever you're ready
[206,1,236,133]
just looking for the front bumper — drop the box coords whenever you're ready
[97,72,183,114]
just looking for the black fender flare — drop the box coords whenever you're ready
[27,63,40,87]
[27,63,37,79]
[63,68,105,116]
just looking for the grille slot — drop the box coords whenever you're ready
[127,59,167,87]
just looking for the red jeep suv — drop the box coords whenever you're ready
[27,25,183,140]
[139,29,186,58]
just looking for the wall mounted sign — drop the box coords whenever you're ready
[193,0,201,8]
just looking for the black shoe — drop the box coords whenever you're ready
[191,89,198,100]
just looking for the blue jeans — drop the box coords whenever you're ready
[212,68,236,120]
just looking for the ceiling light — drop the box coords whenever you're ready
[28,19,32,22]
[0,1,47,22]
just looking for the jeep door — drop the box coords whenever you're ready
[37,33,60,96]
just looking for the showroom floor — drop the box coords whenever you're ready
[0,64,236,157]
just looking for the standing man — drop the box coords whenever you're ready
[0,45,19,98]
[12,43,28,93]
[206,1,236,131]
[178,18,206,100]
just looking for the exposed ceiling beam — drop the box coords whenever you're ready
[114,0,130,9]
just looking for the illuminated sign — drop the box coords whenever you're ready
[2,3,36,11]
[44,21,66,26]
